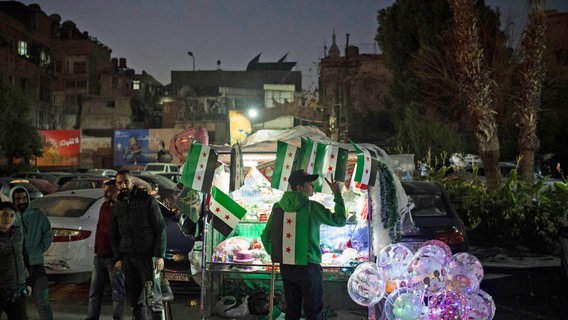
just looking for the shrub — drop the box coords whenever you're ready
[418,155,566,253]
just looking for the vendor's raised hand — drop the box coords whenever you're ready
[325,174,341,194]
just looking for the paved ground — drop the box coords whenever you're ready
[3,245,565,320]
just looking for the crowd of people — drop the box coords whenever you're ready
[0,169,168,320]
[1,168,347,320]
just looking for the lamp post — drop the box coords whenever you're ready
[187,51,195,71]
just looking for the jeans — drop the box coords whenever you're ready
[85,255,126,320]
[29,264,53,320]
[280,263,323,320]
[122,255,163,320]
[0,287,28,320]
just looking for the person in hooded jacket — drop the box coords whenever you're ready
[9,186,53,320]
[0,201,32,320]
[261,170,346,320]
[111,170,166,320]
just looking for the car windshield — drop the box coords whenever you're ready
[407,193,447,217]
[30,196,98,217]
[145,165,165,171]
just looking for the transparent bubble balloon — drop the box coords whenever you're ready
[407,255,447,296]
[425,291,468,320]
[378,243,414,269]
[463,289,496,320]
[392,292,425,320]
[449,252,484,284]
[384,287,422,320]
[418,242,452,265]
[445,267,480,294]
[347,262,385,306]
[378,244,414,293]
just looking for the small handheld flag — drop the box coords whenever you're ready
[209,186,247,237]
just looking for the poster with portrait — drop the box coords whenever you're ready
[113,129,150,167]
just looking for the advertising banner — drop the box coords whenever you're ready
[36,130,81,167]
[148,128,184,164]
[228,110,252,145]
[113,129,150,167]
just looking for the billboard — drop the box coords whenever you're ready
[228,110,252,145]
[36,130,81,167]
[113,129,150,167]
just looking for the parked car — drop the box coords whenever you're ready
[10,178,58,195]
[0,178,44,201]
[399,181,469,253]
[133,172,181,209]
[10,171,59,184]
[143,162,180,175]
[57,177,152,194]
[29,189,176,284]
[57,177,109,192]
[87,168,117,178]
[157,172,183,184]
[162,214,200,294]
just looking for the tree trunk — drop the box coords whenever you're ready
[449,0,502,190]
[515,0,547,181]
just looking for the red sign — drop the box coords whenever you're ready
[37,130,81,167]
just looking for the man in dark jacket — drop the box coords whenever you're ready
[86,179,126,320]
[9,186,53,320]
[111,170,166,320]
[261,170,346,320]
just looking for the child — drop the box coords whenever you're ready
[0,201,31,320]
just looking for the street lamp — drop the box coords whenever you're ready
[187,51,195,71]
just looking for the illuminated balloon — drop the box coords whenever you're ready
[392,292,424,320]
[449,252,484,283]
[347,262,385,306]
[463,289,496,320]
[445,267,480,294]
[426,291,467,320]
[384,287,416,320]
[378,244,414,293]
[418,241,452,264]
[407,255,447,296]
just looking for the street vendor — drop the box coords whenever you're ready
[261,170,346,320]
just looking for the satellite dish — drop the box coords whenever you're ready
[178,85,195,97]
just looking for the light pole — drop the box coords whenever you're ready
[187,51,195,71]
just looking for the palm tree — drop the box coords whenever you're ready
[514,0,547,180]
[449,0,501,189]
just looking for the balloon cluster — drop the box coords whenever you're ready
[347,240,495,320]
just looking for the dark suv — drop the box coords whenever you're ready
[399,181,469,253]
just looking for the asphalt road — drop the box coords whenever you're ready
[481,265,568,320]
[3,266,566,320]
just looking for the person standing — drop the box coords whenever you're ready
[261,170,346,320]
[0,201,31,320]
[85,179,126,320]
[9,186,53,320]
[111,170,166,320]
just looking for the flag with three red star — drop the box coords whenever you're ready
[313,144,348,194]
[209,186,247,237]
[180,141,218,193]
[271,141,299,191]
[350,141,377,189]
[268,207,309,265]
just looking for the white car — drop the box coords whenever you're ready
[30,189,175,283]
[30,189,105,283]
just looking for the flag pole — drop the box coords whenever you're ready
[200,194,209,320]
[268,262,276,320]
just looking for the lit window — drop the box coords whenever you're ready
[132,80,141,90]
[18,41,28,57]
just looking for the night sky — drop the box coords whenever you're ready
[19,0,568,89]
